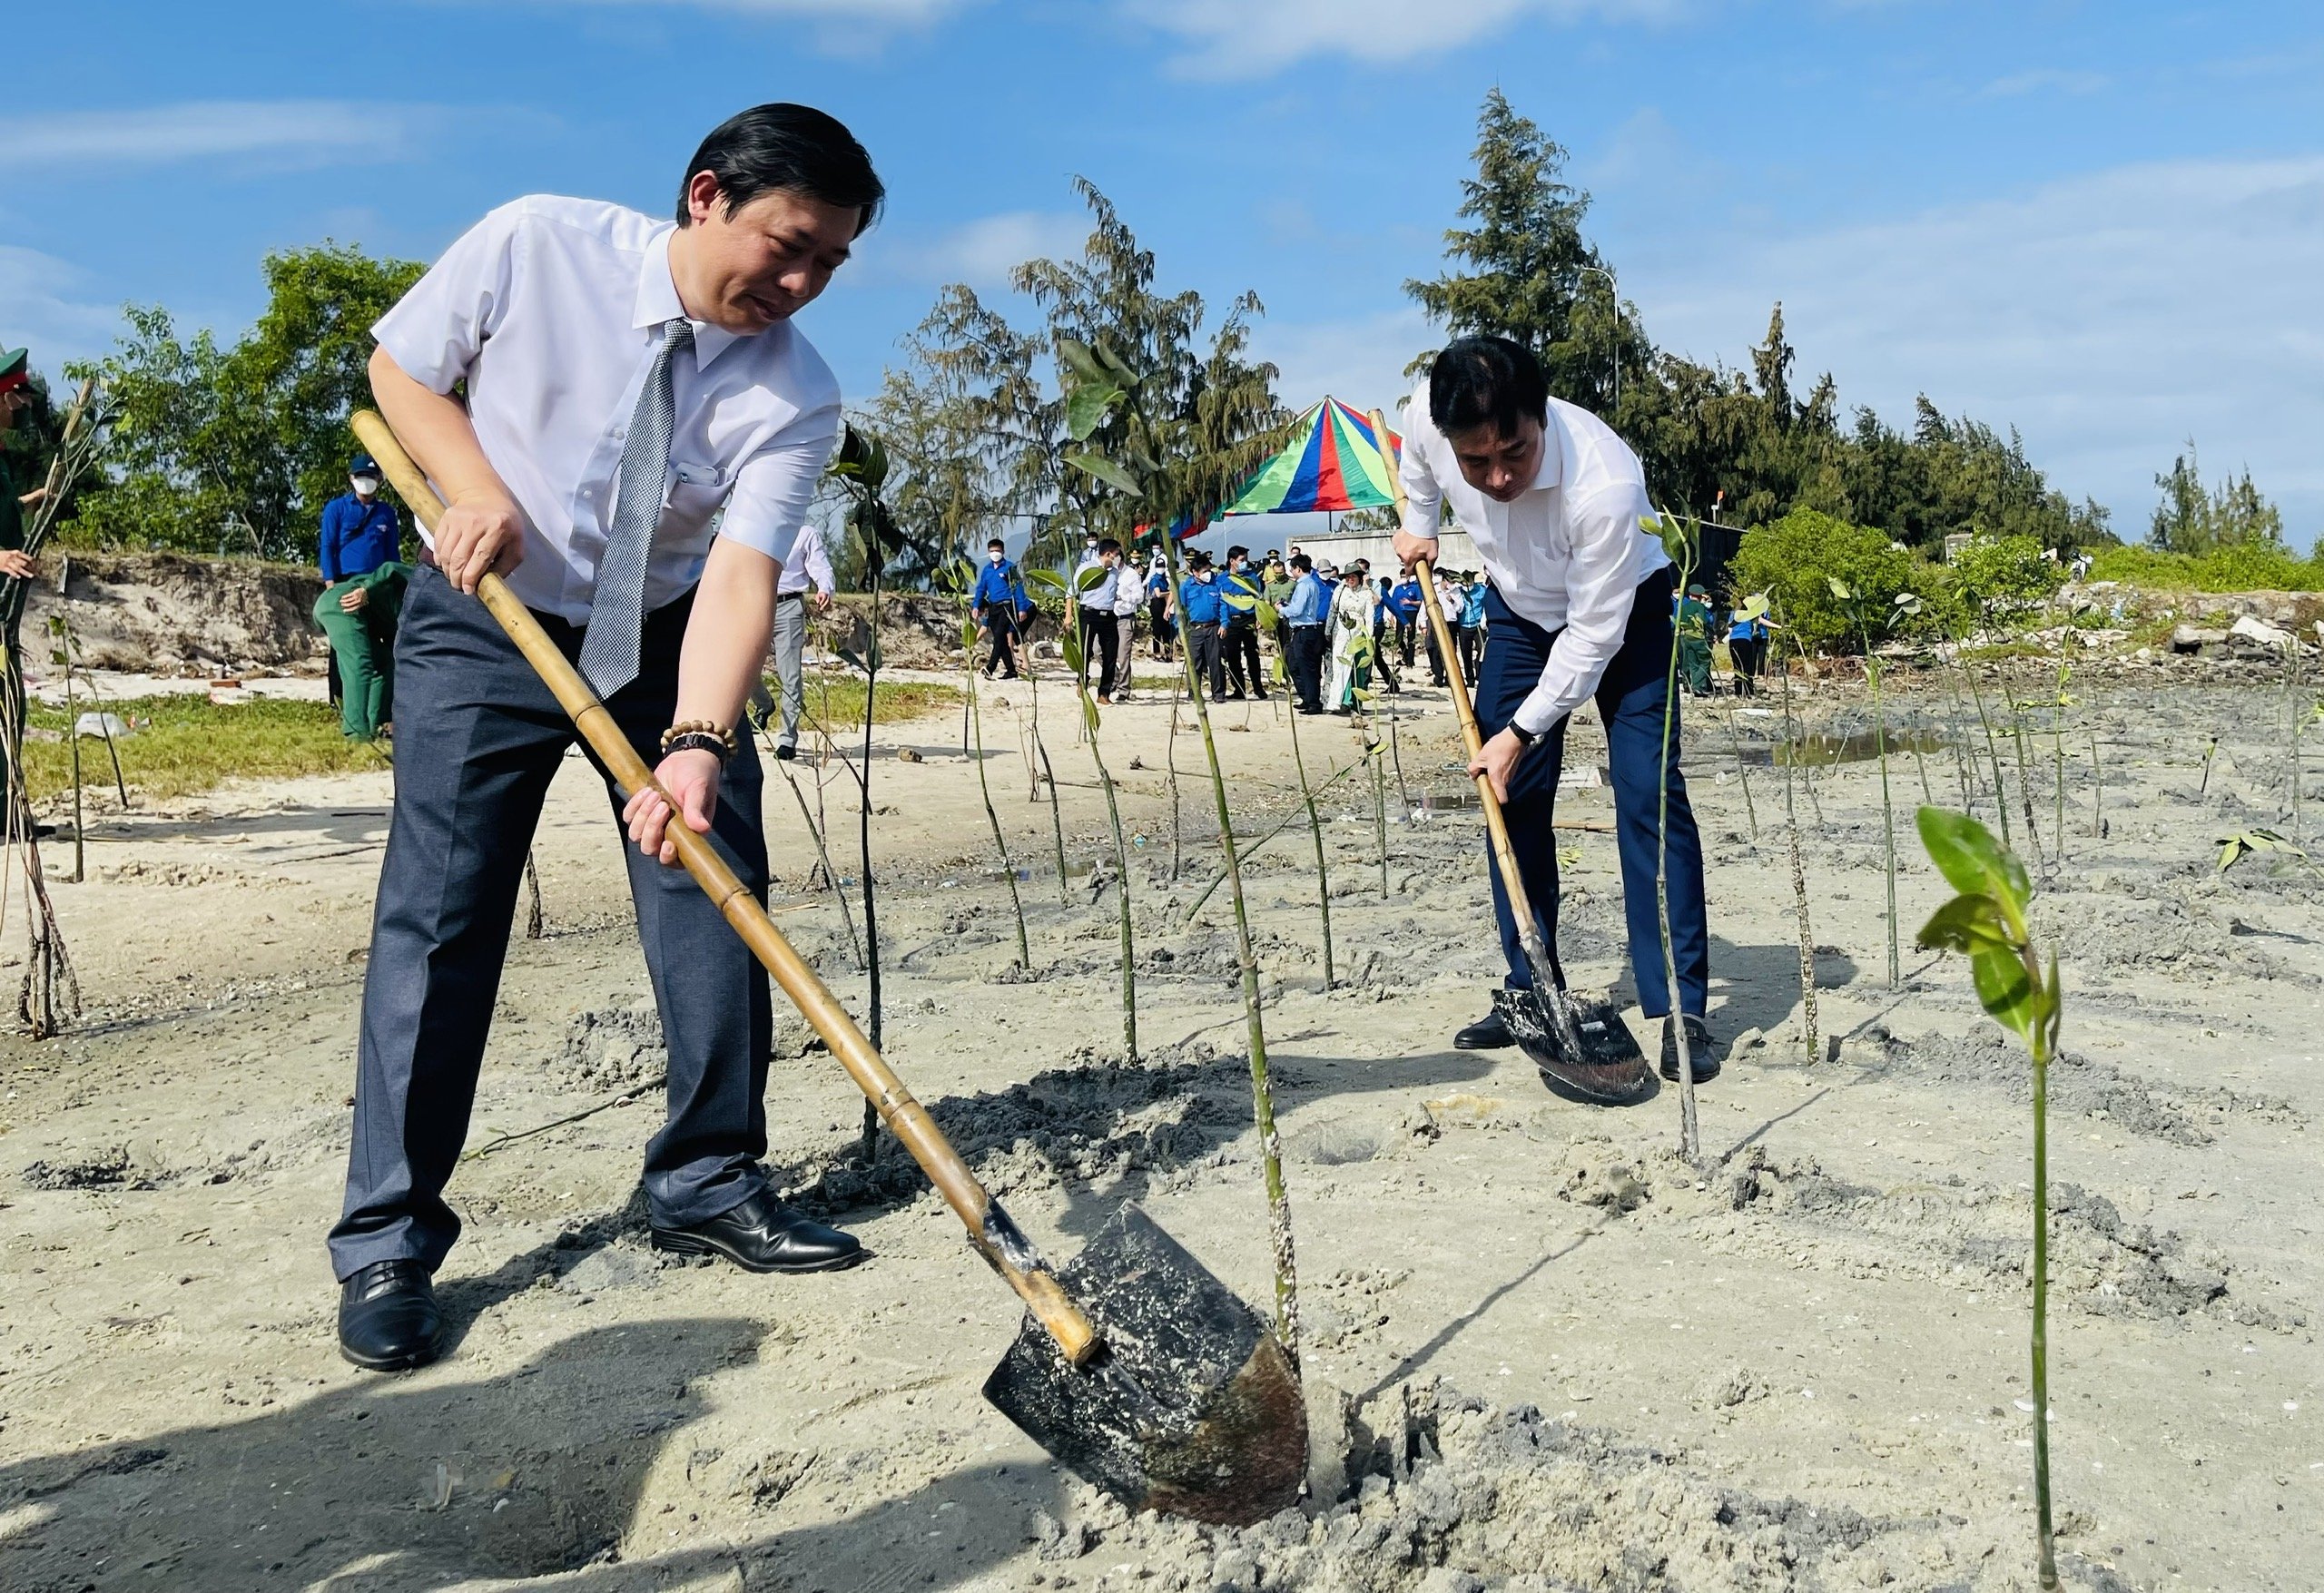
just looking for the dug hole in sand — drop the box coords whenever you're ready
[1,657,2317,1591]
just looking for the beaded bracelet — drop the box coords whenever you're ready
[659,719,736,757]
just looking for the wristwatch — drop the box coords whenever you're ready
[1505,721,1539,749]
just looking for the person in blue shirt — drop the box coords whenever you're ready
[1386,570,1424,671]
[1457,570,1488,693]
[1726,603,1768,696]
[312,453,409,742]
[1177,550,1228,701]
[1278,552,1330,713]
[970,536,1034,679]
[1216,546,1269,702]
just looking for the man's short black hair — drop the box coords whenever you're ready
[1290,554,1313,574]
[1187,550,1214,570]
[987,537,1006,550]
[1098,537,1121,556]
[676,103,884,235]
[1429,334,1549,440]
[1226,545,1248,562]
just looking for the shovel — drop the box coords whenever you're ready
[350,410,1305,1525]
[1369,408,1650,1105]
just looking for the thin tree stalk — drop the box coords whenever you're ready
[1659,552,1700,1163]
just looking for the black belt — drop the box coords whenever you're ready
[776,590,807,604]
[1189,619,1220,629]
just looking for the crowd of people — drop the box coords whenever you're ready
[968,532,1494,717]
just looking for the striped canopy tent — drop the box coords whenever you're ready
[1221,397,1403,517]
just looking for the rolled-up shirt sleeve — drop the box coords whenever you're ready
[715,398,841,569]
[371,202,523,394]
[1396,394,1443,543]
[1512,481,1654,736]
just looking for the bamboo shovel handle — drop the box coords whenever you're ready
[1367,409,1554,969]
[350,410,1098,1366]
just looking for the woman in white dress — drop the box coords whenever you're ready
[1324,565,1375,713]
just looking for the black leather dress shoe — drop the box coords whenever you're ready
[338,1259,445,1372]
[1454,1007,1514,1050]
[650,1189,865,1274]
[1659,1014,1720,1083]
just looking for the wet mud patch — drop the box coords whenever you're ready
[1860,1024,2306,1146]
[782,1038,1283,1215]
[1055,1380,2027,1592]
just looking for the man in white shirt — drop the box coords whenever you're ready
[769,518,835,759]
[1076,536,1126,703]
[331,104,881,1373]
[1392,335,1712,1083]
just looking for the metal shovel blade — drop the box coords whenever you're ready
[982,1204,1306,1527]
[1494,987,1652,1104]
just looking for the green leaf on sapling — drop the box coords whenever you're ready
[1027,569,1067,594]
[1220,590,1256,611]
[1065,383,1124,442]
[1075,564,1109,593]
[1971,944,2040,1041]
[1256,599,1280,629]
[1061,634,1084,673]
[1916,806,2031,917]
[960,617,980,650]
[1916,893,2017,958]
[1066,451,1143,496]
[1057,338,1105,382]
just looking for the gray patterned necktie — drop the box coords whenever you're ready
[578,317,693,698]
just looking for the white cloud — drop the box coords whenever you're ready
[866,210,1091,290]
[1629,153,2324,537]
[1253,305,1433,418]
[1119,0,1689,80]
[0,101,441,173]
[0,246,123,369]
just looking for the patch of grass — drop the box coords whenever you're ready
[789,676,963,740]
[21,694,384,803]
[19,677,964,806]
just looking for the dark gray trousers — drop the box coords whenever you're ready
[328,565,773,1281]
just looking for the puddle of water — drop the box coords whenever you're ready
[1773,730,1950,767]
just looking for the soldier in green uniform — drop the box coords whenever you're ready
[1676,582,1715,696]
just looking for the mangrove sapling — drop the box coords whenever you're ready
[2006,688,2045,879]
[1951,618,2014,847]
[828,425,903,1162]
[46,617,84,883]
[1279,663,1335,988]
[1913,806,2067,1591]
[1062,566,1138,1063]
[1022,572,1076,904]
[1057,337,1299,1362]
[1835,580,1908,990]
[2198,733,2220,799]
[773,754,864,969]
[523,851,545,939]
[1772,605,1820,1064]
[2216,829,2304,876]
[1178,758,1364,924]
[2050,663,2072,865]
[1724,593,1771,841]
[1653,514,1701,1161]
[948,562,1031,969]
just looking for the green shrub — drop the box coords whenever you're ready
[1728,509,1919,654]
[1943,535,2064,624]
[2086,542,2324,593]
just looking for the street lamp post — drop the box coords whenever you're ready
[1578,264,1620,417]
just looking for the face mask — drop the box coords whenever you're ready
[351,477,379,497]
[989,550,1004,563]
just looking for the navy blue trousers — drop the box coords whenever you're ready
[328,565,774,1280]
[1475,572,1710,1018]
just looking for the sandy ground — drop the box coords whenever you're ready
[1,651,2318,1592]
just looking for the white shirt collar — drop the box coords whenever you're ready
[635,226,745,369]
[1524,412,1567,496]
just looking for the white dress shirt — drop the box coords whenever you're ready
[777,520,834,598]
[1396,384,1668,736]
[1078,562,1122,612]
[373,194,842,624]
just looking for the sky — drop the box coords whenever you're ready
[5,1,2320,546]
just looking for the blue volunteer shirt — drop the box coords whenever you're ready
[1387,580,1423,622]
[319,494,401,584]
[1460,584,1488,628]
[972,558,1029,614]
[1178,575,1225,625]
